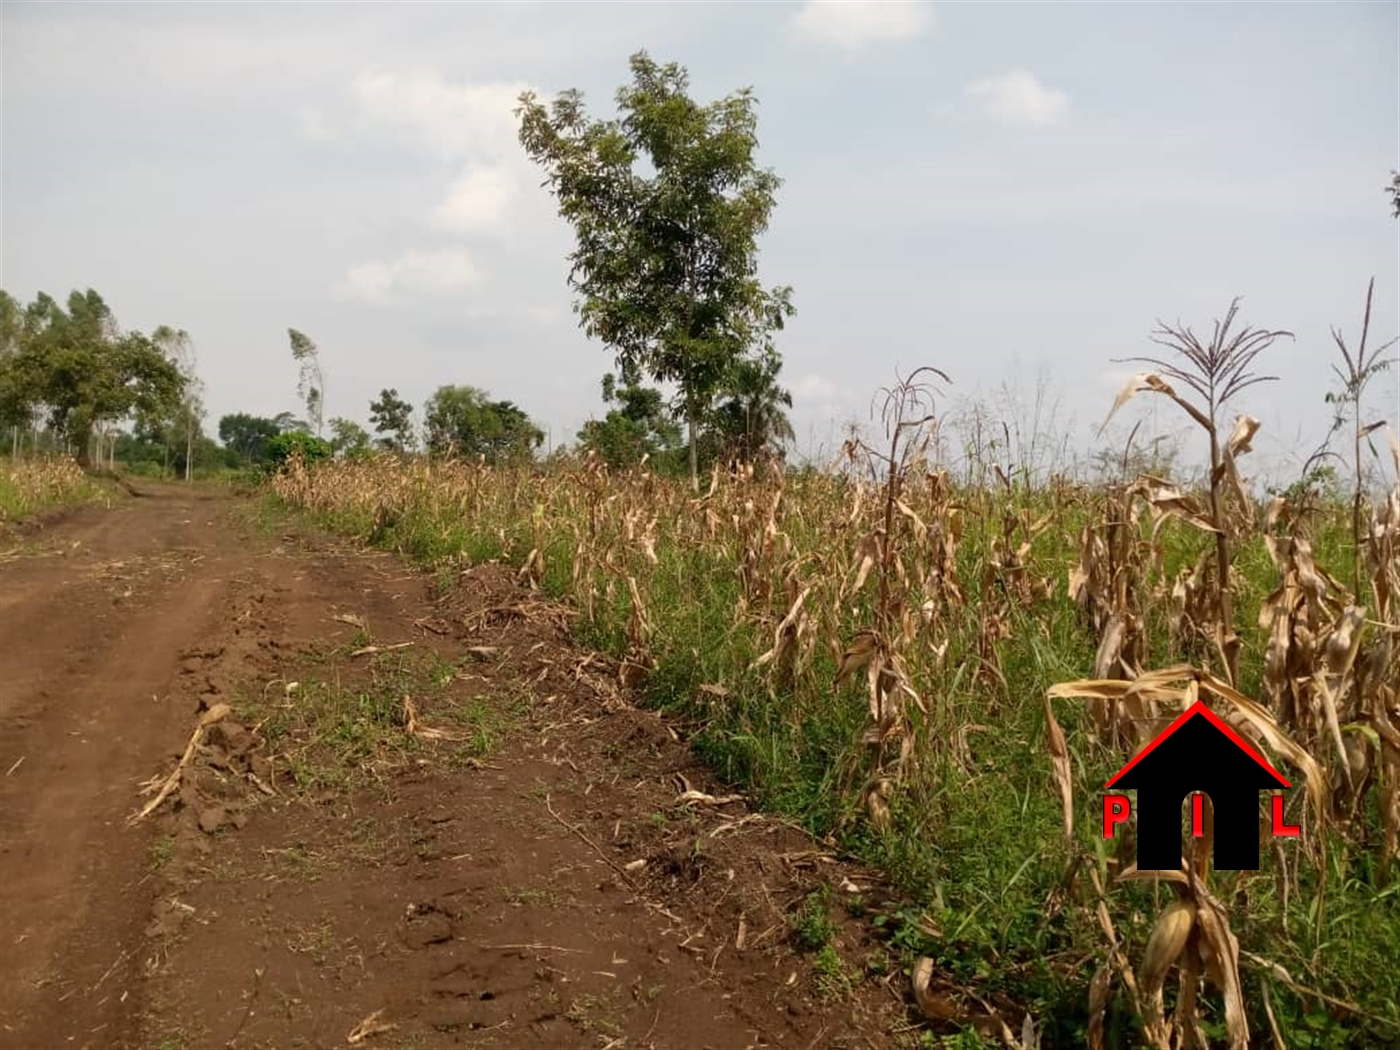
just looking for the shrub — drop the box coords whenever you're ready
[266,432,332,472]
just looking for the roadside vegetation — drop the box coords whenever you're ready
[269,362,1398,1047]
[0,455,112,525]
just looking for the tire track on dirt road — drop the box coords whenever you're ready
[0,488,273,1049]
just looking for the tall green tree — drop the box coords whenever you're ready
[273,410,310,434]
[707,347,794,464]
[218,413,282,465]
[5,289,184,466]
[288,328,325,437]
[576,365,681,469]
[424,385,543,464]
[328,417,371,456]
[369,388,415,451]
[517,51,794,488]
[0,291,30,454]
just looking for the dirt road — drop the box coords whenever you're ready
[0,486,909,1050]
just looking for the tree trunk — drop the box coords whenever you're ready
[186,412,195,482]
[687,394,699,492]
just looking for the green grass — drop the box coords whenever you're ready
[237,641,525,795]
[792,886,839,951]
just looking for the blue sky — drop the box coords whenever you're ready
[4,1,1397,480]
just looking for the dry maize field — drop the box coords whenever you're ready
[273,351,1400,1047]
[0,454,107,526]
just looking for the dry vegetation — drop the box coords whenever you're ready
[270,315,1398,1047]
[0,454,108,526]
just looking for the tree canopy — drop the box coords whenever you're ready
[707,347,794,464]
[369,388,415,451]
[424,385,544,464]
[218,413,284,465]
[576,365,682,469]
[517,51,794,487]
[328,417,371,457]
[2,288,187,465]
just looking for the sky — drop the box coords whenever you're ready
[3,0,1397,482]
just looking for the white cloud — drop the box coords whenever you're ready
[434,164,519,233]
[350,67,553,239]
[790,373,853,425]
[352,67,528,160]
[339,247,482,303]
[295,106,341,145]
[793,373,841,402]
[965,70,1070,126]
[789,0,930,49]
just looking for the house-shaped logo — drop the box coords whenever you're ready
[1102,700,1298,871]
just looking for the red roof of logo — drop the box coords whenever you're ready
[1106,700,1290,789]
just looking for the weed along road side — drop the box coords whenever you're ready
[0,485,909,1050]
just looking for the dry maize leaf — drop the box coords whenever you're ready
[1042,694,1074,838]
[833,630,878,688]
[1324,604,1367,676]
[1100,372,1158,434]
[749,586,811,672]
[1261,983,1288,1050]
[865,778,892,830]
[1117,864,1189,887]
[1092,615,1127,680]
[1140,483,1221,537]
[1310,669,1355,792]
[1047,666,1190,708]
[347,1008,396,1044]
[1174,944,1208,1050]
[1192,894,1249,1050]
[1046,679,1135,702]
[626,576,652,648]
[848,533,879,597]
[677,788,744,807]
[1198,672,1328,830]
[1216,415,1262,524]
[911,957,958,1021]
[1086,963,1113,1050]
[894,498,928,540]
[1140,899,1197,1034]
[1225,414,1259,458]
[1018,1013,1041,1050]
[1340,724,1375,785]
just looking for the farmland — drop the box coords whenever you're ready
[266,359,1400,1047]
[0,351,1396,1049]
[0,455,113,526]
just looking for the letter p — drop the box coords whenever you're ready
[1103,794,1131,839]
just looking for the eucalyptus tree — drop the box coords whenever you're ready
[288,328,325,437]
[152,325,203,480]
